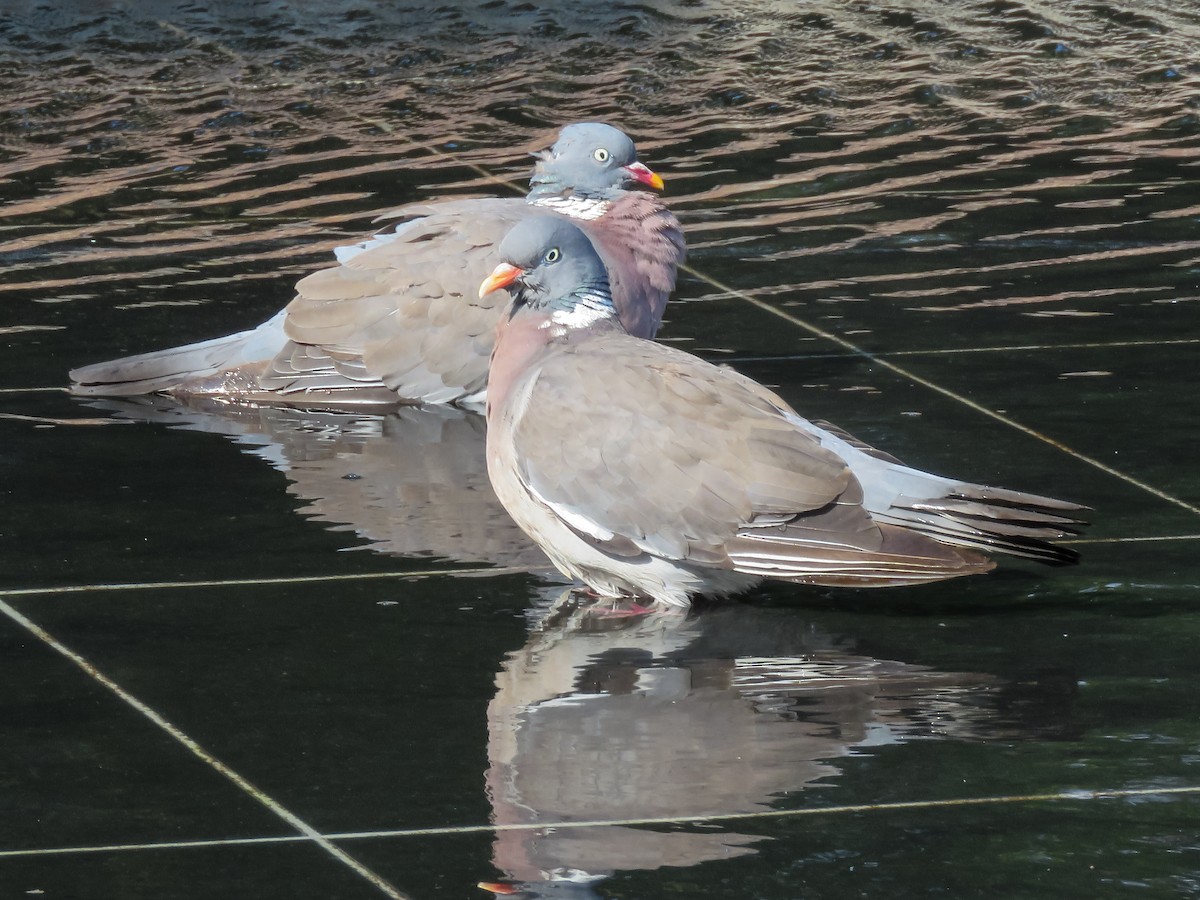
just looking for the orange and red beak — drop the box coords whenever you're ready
[479,262,525,298]
[623,161,665,191]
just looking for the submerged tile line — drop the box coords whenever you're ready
[722,337,1200,364]
[0,566,541,598]
[4,536,1200,599]
[337,784,1200,837]
[2,784,1196,859]
[0,834,305,858]
[0,599,414,900]
[876,338,1200,357]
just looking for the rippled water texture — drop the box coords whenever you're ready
[2,2,1199,899]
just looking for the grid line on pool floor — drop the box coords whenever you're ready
[723,336,1200,362]
[3,784,1197,860]
[0,534,1196,599]
[0,566,550,598]
[0,599,414,900]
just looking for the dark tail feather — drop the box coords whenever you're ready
[888,483,1089,566]
[802,418,1088,568]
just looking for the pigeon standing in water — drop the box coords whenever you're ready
[70,123,685,408]
[480,217,1087,608]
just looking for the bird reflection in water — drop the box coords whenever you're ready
[85,397,1073,898]
[84,396,555,572]
[480,588,1073,898]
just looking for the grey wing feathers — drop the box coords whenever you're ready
[724,470,995,587]
[271,197,534,402]
[511,334,862,564]
[727,522,995,587]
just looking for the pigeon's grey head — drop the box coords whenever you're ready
[528,122,664,200]
[479,216,616,329]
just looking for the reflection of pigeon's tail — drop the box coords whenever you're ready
[69,309,288,396]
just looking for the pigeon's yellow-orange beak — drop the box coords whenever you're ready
[479,262,524,298]
[624,161,665,191]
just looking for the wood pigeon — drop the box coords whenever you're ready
[480,216,1087,608]
[70,123,684,408]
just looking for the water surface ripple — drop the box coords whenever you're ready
[1,0,1197,372]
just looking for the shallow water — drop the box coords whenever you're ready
[2,2,1199,898]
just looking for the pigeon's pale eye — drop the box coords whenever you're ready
[544,247,561,264]
[592,147,610,163]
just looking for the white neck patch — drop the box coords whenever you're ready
[539,290,615,332]
[544,304,610,330]
[529,195,612,221]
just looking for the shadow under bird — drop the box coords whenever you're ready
[70,122,684,408]
[479,217,1089,608]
